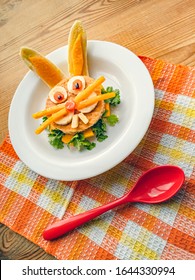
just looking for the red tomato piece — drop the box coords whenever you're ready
[65,100,76,111]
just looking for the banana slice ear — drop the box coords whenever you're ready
[68,20,89,76]
[20,47,65,88]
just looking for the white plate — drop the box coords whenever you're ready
[9,41,154,181]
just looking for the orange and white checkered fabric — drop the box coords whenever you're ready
[0,56,194,260]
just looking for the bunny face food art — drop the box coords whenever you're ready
[20,21,120,151]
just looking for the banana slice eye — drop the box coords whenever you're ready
[54,111,74,125]
[67,76,85,94]
[49,86,67,104]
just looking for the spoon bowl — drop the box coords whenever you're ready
[125,165,185,203]
[43,165,185,240]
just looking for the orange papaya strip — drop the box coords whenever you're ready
[105,103,111,117]
[77,92,115,110]
[35,108,67,134]
[74,76,105,103]
[83,128,94,138]
[32,104,65,119]
[68,20,88,76]
[71,33,84,75]
[62,134,74,144]
[20,47,65,88]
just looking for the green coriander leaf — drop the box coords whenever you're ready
[101,87,106,94]
[48,129,64,149]
[102,87,120,106]
[92,119,108,142]
[106,86,114,93]
[42,116,48,122]
[68,133,96,151]
[42,116,50,131]
[106,114,119,126]
[102,110,108,117]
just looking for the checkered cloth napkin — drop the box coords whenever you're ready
[0,57,194,260]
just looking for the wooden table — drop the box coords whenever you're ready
[0,0,194,260]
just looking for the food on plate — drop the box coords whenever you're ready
[45,76,105,134]
[33,76,117,136]
[20,47,65,88]
[68,20,88,76]
[20,20,120,151]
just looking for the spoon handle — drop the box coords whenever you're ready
[43,195,128,240]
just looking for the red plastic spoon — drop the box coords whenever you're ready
[43,165,185,240]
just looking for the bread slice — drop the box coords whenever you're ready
[46,76,105,134]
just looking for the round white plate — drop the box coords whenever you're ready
[9,41,154,181]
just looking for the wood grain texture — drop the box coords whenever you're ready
[0,0,194,260]
[0,224,55,259]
